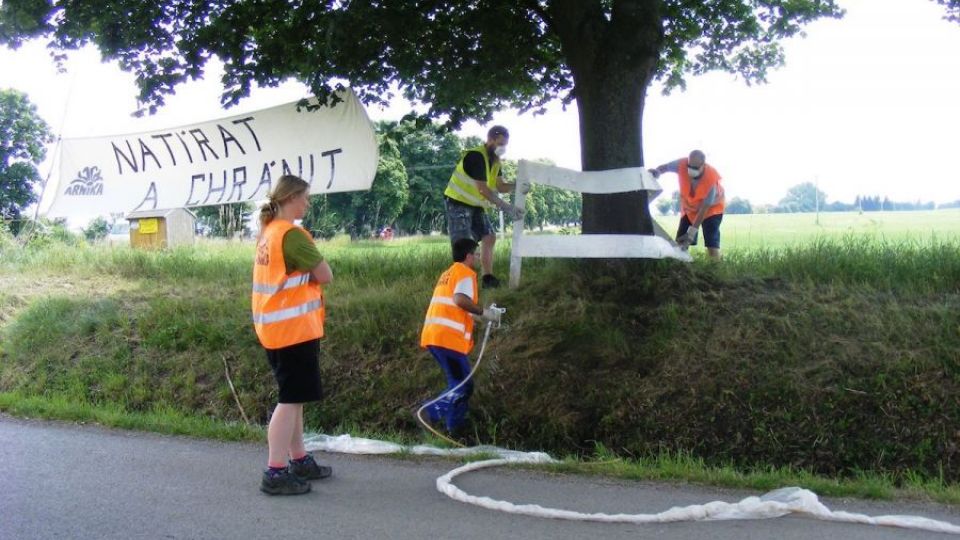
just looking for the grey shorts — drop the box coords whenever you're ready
[445,197,493,242]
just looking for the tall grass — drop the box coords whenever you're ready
[720,236,960,293]
[0,239,252,282]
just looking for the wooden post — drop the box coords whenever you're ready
[509,162,529,288]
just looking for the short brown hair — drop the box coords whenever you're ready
[487,125,509,139]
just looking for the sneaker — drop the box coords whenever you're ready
[260,468,311,495]
[289,454,333,481]
[481,274,501,289]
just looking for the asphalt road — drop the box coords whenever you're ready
[2,415,959,539]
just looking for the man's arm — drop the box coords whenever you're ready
[455,292,502,323]
[477,180,513,211]
[494,176,514,194]
[649,159,682,178]
[463,150,522,218]
[451,275,500,322]
[678,185,717,246]
[464,151,512,208]
[690,186,717,229]
[451,273,483,315]
[453,292,482,315]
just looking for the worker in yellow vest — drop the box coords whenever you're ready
[650,150,726,260]
[252,175,334,495]
[420,238,502,433]
[444,125,525,289]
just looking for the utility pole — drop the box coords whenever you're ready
[815,175,820,226]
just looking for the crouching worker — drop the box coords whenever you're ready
[420,238,502,434]
[252,175,334,496]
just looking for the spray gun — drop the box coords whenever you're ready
[487,304,506,329]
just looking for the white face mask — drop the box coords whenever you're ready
[687,166,704,178]
[494,145,507,157]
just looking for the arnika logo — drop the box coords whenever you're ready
[64,166,104,196]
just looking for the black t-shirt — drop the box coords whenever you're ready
[462,149,498,183]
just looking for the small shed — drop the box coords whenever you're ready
[126,208,197,249]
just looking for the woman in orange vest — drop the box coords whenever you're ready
[252,174,334,495]
[650,149,726,260]
[420,238,501,433]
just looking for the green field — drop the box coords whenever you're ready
[654,209,960,250]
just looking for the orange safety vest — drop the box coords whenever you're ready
[251,220,325,349]
[420,262,477,355]
[678,158,725,223]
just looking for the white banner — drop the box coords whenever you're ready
[44,90,378,217]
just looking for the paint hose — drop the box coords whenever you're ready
[416,304,506,447]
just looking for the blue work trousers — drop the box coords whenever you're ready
[425,346,474,432]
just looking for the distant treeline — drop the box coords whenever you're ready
[766,195,944,214]
[656,181,956,216]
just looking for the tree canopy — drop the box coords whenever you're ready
[0,1,863,232]
[0,1,845,120]
[776,182,827,213]
[82,215,110,242]
[725,196,753,215]
[0,88,52,231]
[302,133,408,239]
[936,0,960,22]
[195,203,253,238]
[384,120,465,235]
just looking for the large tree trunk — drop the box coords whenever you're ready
[576,74,652,234]
[549,0,662,234]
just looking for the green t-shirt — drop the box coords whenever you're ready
[282,229,324,274]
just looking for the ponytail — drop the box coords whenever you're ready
[258,175,310,232]
[258,199,280,230]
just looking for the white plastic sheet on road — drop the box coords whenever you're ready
[304,433,553,462]
[305,433,960,535]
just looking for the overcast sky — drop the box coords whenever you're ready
[1,0,959,219]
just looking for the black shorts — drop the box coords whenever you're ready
[265,338,323,403]
[677,214,723,249]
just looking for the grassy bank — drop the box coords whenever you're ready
[2,229,960,501]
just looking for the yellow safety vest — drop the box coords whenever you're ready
[251,220,325,349]
[444,146,501,207]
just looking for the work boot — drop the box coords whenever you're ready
[289,453,333,481]
[260,467,311,495]
[481,274,501,289]
[422,402,442,425]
